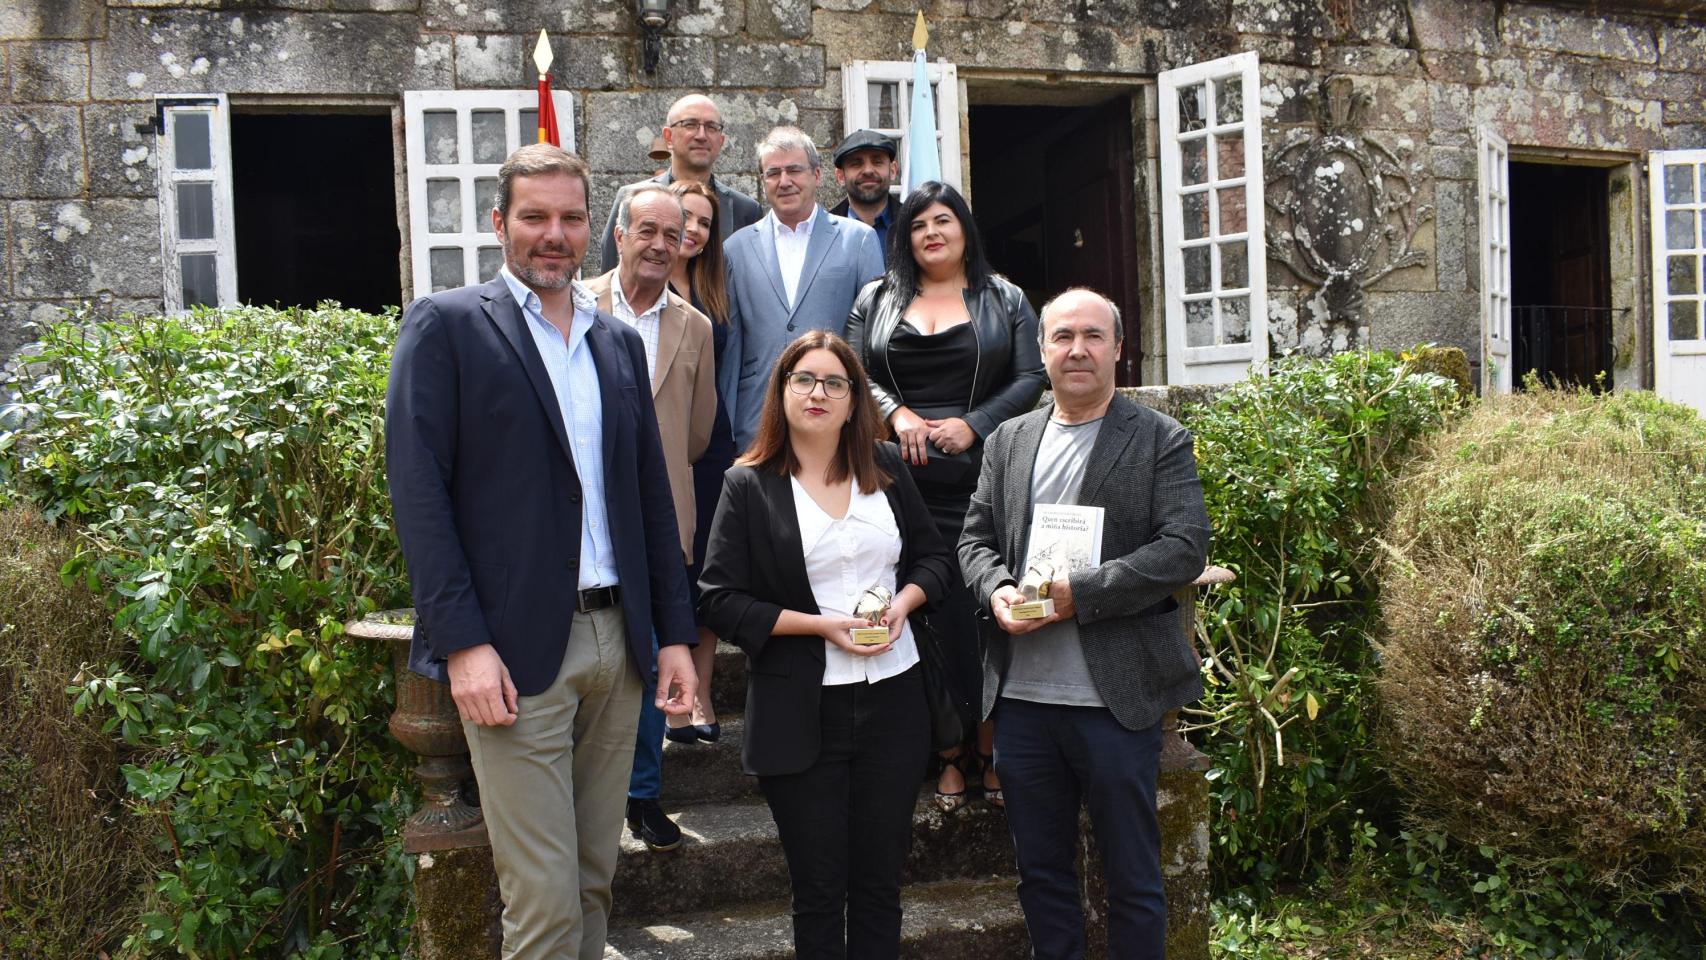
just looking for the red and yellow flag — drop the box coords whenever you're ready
[533,30,559,146]
[537,73,560,146]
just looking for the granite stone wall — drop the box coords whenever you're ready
[1,0,1702,379]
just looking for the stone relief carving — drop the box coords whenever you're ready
[1265,75,1432,353]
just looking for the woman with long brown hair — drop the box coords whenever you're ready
[698,331,952,959]
[664,178,736,744]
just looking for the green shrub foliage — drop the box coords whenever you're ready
[1187,350,1459,888]
[0,306,413,958]
[1380,388,1706,911]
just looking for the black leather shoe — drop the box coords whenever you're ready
[693,722,722,744]
[664,724,700,745]
[626,798,683,851]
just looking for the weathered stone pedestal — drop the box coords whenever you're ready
[348,610,500,960]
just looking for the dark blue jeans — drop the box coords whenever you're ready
[628,633,664,800]
[994,697,1165,960]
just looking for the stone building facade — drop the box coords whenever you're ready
[2,0,1704,402]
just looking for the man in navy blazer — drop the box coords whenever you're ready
[723,126,886,450]
[385,144,698,960]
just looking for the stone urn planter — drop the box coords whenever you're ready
[347,609,500,960]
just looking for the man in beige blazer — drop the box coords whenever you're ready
[584,183,716,852]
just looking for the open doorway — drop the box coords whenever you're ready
[1508,162,1614,389]
[230,113,402,313]
[968,94,1143,384]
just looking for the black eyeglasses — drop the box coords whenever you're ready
[669,119,724,135]
[785,372,851,399]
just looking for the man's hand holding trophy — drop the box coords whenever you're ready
[1010,561,1059,620]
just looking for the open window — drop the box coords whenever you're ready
[1158,52,1267,385]
[1477,126,1513,395]
[156,95,238,312]
[841,59,962,191]
[1651,150,1706,411]
[403,90,576,298]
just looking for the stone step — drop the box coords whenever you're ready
[657,714,756,806]
[611,793,1018,920]
[604,876,1029,959]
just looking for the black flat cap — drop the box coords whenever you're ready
[833,129,897,166]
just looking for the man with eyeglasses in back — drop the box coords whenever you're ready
[722,126,886,452]
[600,94,761,273]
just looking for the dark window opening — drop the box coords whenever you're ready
[968,97,1142,385]
[231,113,401,314]
[1509,162,1614,390]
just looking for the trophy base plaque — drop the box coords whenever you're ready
[1010,598,1055,620]
[850,626,891,646]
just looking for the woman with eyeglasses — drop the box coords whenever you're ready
[845,180,1048,813]
[661,178,736,744]
[698,331,953,959]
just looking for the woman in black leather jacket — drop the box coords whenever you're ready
[844,180,1047,811]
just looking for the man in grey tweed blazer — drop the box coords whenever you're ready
[958,288,1210,960]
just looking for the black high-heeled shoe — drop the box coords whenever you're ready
[664,724,700,745]
[693,722,721,743]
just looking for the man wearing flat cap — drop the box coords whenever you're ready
[830,129,901,255]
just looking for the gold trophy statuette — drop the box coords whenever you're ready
[850,585,894,645]
[1012,563,1057,620]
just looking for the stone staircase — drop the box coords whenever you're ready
[602,642,1210,960]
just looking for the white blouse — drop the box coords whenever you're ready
[790,476,920,685]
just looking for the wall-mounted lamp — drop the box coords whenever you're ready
[636,0,671,75]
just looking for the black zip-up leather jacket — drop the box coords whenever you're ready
[844,274,1047,439]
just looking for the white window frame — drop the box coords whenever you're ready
[1159,51,1268,385]
[841,60,963,191]
[1649,149,1706,411]
[156,94,238,312]
[403,90,577,298]
[1477,125,1513,396]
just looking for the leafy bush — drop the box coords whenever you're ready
[0,505,159,958]
[1185,349,1460,889]
[1379,388,1706,914]
[0,305,414,958]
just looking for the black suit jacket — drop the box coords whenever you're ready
[697,442,954,776]
[386,276,696,696]
[958,393,1211,731]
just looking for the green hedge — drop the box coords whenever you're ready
[1,305,413,958]
[1379,388,1706,941]
[1186,349,1460,889]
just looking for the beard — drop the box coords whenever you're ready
[506,241,578,290]
[846,178,889,205]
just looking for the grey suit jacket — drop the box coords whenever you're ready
[958,392,1212,731]
[599,171,762,273]
[722,206,886,450]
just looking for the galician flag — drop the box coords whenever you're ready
[533,30,561,146]
[902,12,940,195]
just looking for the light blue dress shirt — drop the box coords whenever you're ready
[499,266,619,590]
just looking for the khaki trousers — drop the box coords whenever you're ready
[464,605,642,960]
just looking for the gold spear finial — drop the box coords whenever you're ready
[533,29,554,76]
[912,11,929,50]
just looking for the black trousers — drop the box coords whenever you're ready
[758,664,930,960]
[994,697,1166,960]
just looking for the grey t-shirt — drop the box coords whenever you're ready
[1002,415,1106,708]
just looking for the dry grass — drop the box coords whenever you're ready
[1377,389,1706,906]
[0,505,158,958]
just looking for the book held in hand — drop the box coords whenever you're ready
[1012,504,1104,620]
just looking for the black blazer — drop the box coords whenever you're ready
[959,393,1212,732]
[844,274,1047,439]
[697,442,955,776]
[386,277,697,696]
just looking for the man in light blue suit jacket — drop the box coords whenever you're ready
[723,126,887,450]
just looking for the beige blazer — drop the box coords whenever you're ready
[586,270,716,562]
